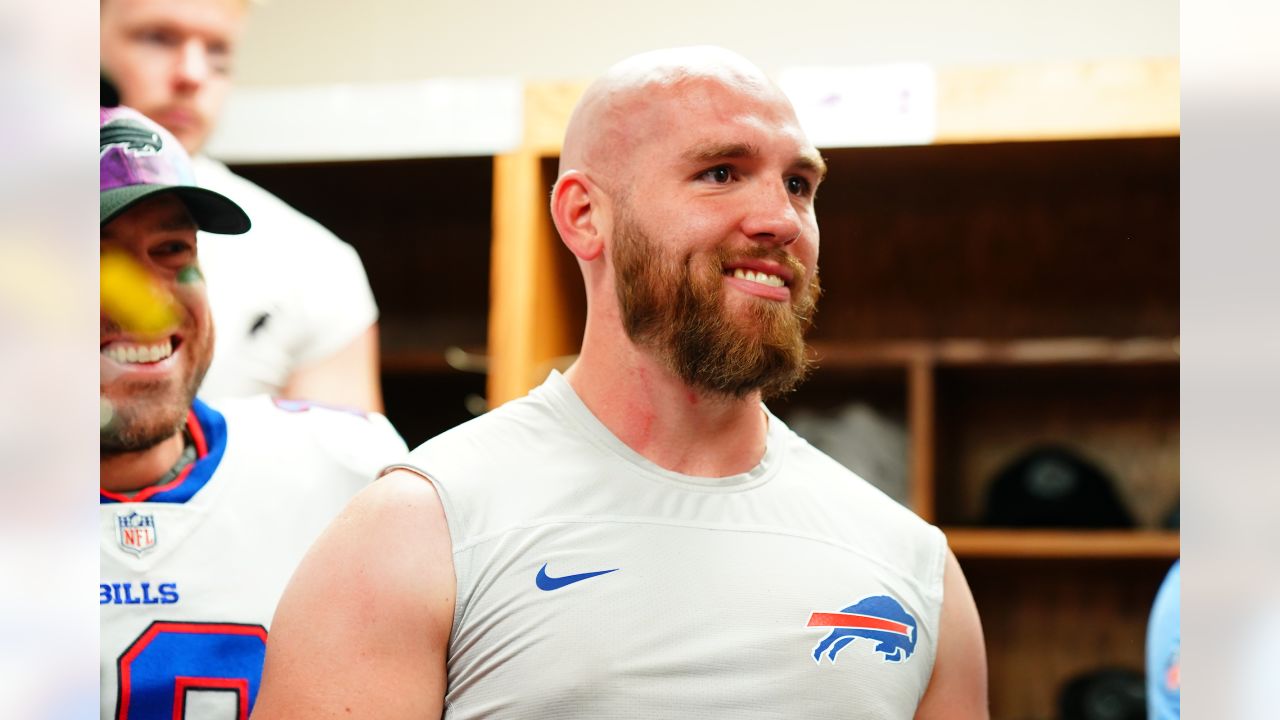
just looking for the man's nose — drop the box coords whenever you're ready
[174,40,212,87]
[741,179,802,246]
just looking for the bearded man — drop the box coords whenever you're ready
[252,47,988,720]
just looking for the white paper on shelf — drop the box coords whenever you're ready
[776,63,937,148]
[205,77,523,163]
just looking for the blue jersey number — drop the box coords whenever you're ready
[115,621,268,719]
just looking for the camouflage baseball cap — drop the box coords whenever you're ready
[100,105,250,234]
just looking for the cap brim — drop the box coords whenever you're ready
[101,185,251,235]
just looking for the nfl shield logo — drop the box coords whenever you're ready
[116,511,157,556]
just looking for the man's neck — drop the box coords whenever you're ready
[566,326,769,478]
[101,432,186,495]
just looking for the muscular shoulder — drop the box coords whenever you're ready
[250,468,453,719]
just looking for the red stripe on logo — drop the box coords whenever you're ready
[807,612,910,635]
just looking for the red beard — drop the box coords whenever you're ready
[611,208,820,401]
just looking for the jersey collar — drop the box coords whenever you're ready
[99,398,228,504]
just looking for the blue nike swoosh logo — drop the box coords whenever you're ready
[535,563,619,591]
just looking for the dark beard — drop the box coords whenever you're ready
[612,209,821,401]
[100,387,191,457]
[101,416,185,455]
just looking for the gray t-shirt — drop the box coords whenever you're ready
[391,371,947,719]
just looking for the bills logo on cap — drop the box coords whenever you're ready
[100,118,163,156]
[99,110,198,192]
[116,511,158,557]
[807,595,917,663]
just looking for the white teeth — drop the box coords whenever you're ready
[731,268,785,287]
[103,338,174,365]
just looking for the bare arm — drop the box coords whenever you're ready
[914,549,989,720]
[282,323,384,413]
[251,469,453,719]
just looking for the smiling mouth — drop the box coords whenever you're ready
[727,267,788,288]
[101,336,180,365]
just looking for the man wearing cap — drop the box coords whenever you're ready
[252,47,986,719]
[99,105,406,720]
[100,0,384,412]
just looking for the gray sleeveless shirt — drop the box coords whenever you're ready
[389,372,947,719]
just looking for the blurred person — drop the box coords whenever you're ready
[100,0,384,412]
[252,47,987,719]
[1147,560,1180,719]
[1,5,99,718]
[99,105,406,719]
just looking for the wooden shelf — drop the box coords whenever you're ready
[519,58,1178,158]
[381,346,491,375]
[931,337,1178,366]
[809,337,1179,370]
[945,528,1179,559]
[381,349,453,374]
[934,59,1179,143]
[808,340,928,367]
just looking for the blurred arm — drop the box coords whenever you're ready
[282,323,384,413]
[914,549,989,720]
[250,469,453,719]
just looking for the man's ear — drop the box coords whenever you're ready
[551,170,605,261]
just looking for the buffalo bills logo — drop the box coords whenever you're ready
[100,118,163,156]
[807,595,917,663]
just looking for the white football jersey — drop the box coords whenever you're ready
[100,396,406,720]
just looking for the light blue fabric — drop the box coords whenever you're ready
[1147,560,1180,719]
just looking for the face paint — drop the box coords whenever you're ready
[100,250,180,335]
[177,264,203,285]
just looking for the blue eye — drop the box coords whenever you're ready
[701,166,733,184]
[787,176,811,197]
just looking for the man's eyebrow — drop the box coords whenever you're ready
[683,142,761,165]
[794,152,828,182]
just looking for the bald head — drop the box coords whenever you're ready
[549,47,826,399]
[558,46,795,193]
